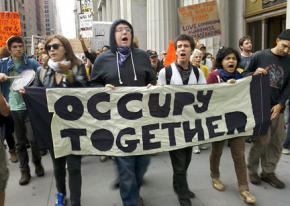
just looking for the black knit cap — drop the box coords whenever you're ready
[278,29,290,40]
[109,19,134,53]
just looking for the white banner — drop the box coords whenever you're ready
[44,76,270,158]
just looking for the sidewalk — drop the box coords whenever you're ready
[5,144,290,206]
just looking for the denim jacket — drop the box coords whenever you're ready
[0,55,40,100]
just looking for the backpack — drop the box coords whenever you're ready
[165,64,200,85]
[39,67,47,85]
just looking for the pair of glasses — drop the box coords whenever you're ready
[115,28,132,33]
[45,44,63,51]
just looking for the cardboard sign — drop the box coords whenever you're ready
[0,12,22,47]
[178,1,221,39]
[68,38,90,54]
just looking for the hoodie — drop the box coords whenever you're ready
[91,19,155,87]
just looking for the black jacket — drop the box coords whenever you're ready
[90,19,154,87]
[33,64,88,88]
[91,48,154,87]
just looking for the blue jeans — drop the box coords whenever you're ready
[115,156,151,206]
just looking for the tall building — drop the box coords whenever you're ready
[0,0,19,11]
[43,0,58,36]
[0,0,60,54]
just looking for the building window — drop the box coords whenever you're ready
[4,0,8,10]
[247,21,262,52]
[267,15,286,48]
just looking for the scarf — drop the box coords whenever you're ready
[217,68,242,82]
[117,47,131,66]
[47,59,71,72]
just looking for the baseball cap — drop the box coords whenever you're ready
[147,50,158,57]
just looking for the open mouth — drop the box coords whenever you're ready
[228,64,235,68]
[122,37,128,41]
[180,53,186,57]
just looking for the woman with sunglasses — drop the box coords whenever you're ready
[34,34,87,206]
[207,47,256,205]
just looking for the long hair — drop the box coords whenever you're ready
[44,34,81,67]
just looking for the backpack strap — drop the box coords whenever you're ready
[165,64,200,85]
[39,67,47,85]
[192,66,199,82]
[165,65,172,85]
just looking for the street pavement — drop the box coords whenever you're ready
[5,144,290,206]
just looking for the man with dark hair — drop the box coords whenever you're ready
[239,35,253,71]
[158,34,206,206]
[91,19,155,206]
[247,29,290,189]
[0,36,44,186]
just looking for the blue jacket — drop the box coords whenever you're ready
[0,55,40,100]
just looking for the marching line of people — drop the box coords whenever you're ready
[1,19,290,206]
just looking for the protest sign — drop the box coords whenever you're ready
[0,12,22,47]
[79,12,93,38]
[80,0,93,13]
[69,38,90,54]
[90,21,112,51]
[24,76,270,158]
[178,1,221,39]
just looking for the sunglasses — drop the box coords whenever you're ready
[45,43,63,51]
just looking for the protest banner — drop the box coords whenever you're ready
[178,1,221,39]
[0,12,22,47]
[24,76,270,158]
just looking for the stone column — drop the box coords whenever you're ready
[105,0,112,21]
[147,0,178,52]
[120,0,128,20]
[101,4,106,21]
[287,1,290,29]
[216,0,229,50]
[130,0,146,49]
[228,0,244,49]
[111,0,120,21]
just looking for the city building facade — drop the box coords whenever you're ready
[77,0,289,54]
[0,0,60,54]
